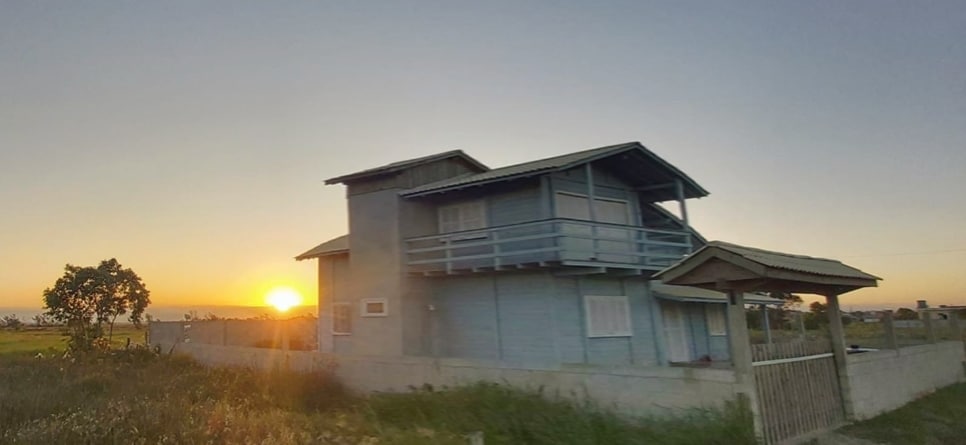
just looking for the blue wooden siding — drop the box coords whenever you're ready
[434,276,499,360]
[494,274,558,365]
[487,184,543,226]
[431,272,662,367]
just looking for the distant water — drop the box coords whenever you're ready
[0,306,318,322]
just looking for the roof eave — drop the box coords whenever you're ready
[325,150,489,185]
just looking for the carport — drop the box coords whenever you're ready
[654,241,881,444]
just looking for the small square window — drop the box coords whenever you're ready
[332,302,351,335]
[361,298,388,317]
[584,295,633,338]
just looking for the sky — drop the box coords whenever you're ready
[2,1,964,311]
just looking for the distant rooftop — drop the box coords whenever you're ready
[295,235,348,261]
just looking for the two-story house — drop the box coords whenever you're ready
[297,142,779,368]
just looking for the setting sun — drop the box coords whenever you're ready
[265,286,302,312]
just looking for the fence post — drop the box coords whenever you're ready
[882,310,898,350]
[923,315,937,343]
[826,293,854,420]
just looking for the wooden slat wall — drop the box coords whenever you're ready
[752,340,844,444]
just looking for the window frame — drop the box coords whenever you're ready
[331,302,352,335]
[360,298,389,317]
[583,295,633,338]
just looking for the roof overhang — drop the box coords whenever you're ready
[654,241,881,296]
[295,235,349,261]
[401,142,708,201]
[325,150,489,185]
[651,281,783,305]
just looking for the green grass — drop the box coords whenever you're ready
[0,325,145,355]
[0,328,756,445]
[839,383,966,445]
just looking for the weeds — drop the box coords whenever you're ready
[0,352,755,444]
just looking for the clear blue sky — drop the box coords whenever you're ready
[2,1,964,309]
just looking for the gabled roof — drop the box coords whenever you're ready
[708,242,881,281]
[325,150,489,185]
[651,281,783,305]
[654,241,881,295]
[295,235,348,261]
[401,142,708,202]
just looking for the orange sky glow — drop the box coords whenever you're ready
[2,2,964,313]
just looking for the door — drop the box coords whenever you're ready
[554,192,594,260]
[662,303,691,362]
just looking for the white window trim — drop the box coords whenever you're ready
[706,305,727,336]
[437,200,487,238]
[583,295,633,338]
[331,302,351,336]
[360,298,389,317]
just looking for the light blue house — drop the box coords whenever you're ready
[297,142,779,368]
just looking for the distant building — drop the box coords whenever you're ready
[916,300,966,320]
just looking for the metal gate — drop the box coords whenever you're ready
[752,340,845,444]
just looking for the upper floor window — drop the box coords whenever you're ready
[438,200,486,233]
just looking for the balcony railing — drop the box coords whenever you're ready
[405,218,691,275]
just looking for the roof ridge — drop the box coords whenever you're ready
[709,240,843,263]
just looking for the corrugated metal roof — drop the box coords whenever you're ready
[650,281,784,305]
[400,142,708,199]
[708,241,882,280]
[295,235,348,261]
[325,150,489,185]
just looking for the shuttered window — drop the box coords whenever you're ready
[584,295,633,337]
[332,302,351,335]
[438,200,486,233]
[706,305,727,336]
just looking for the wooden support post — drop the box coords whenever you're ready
[725,290,763,437]
[923,314,937,343]
[797,311,806,340]
[585,163,599,257]
[882,310,898,350]
[673,179,691,252]
[826,293,854,419]
[761,305,773,345]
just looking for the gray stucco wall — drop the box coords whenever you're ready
[847,341,965,420]
[163,343,741,417]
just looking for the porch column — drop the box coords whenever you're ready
[725,290,762,435]
[825,293,855,419]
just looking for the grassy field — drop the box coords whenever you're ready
[0,325,146,355]
[0,328,755,445]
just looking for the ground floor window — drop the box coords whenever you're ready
[583,295,633,337]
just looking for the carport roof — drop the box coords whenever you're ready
[654,241,881,295]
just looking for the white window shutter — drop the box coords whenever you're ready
[584,295,632,337]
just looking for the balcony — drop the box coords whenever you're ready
[405,218,691,276]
